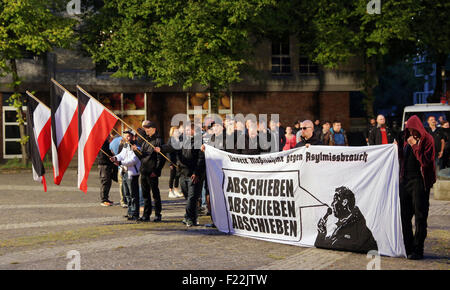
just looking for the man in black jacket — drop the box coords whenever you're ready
[240,123,271,155]
[97,136,115,206]
[295,120,323,148]
[137,121,166,222]
[368,114,395,145]
[159,123,205,227]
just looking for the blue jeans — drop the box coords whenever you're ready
[180,175,203,223]
[123,174,140,218]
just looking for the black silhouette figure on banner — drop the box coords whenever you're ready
[314,186,378,253]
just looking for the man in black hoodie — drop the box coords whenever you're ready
[398,115,436,260]
[137,121,166,222]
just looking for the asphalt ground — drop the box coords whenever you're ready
[0,165,448,272]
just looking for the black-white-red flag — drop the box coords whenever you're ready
[26,92,51,191]
[50,80,78,185]
[77,86,118,193]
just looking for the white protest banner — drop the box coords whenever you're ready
[205,144,406,257]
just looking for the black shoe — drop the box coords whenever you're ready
[138,217,150,222]
[127,216,138,221]
[407,253,424,260]
[123,215,131,218]
[205,223,216,228]
[153,215,162,222]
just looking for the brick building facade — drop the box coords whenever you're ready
[0,38,363,160]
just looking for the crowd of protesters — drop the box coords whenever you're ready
[96,112,448,260]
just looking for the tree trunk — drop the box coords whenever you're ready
[10,59,28,166]
[209,83,220,114]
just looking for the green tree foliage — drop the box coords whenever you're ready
[80,0,275,111]
[413,0,450,102]
[295,0,420,117]
[0,0,76,163]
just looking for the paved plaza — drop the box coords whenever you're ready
[0,167,448,270]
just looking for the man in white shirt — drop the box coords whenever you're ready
[111,130,142,221]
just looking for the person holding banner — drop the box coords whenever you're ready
[241,122,269,155]
[398,115,436,260]
[110,130,142,221]
[294,120,323,148]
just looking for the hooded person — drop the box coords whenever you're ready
[397,115,436,260]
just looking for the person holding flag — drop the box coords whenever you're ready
[138,121,166,222]
[110,130,142,221]
[96,136,115,206]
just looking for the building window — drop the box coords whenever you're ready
[186,92,233,121]
[271,37,291,75]
[299,56,319,75]
[97,92,146,133]
[2,92,27,158]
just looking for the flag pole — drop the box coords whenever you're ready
[50,78,78,101]
[100,149,112,158]
[111,128,143,155]
[76,85,177,168]
[26,91,50,110]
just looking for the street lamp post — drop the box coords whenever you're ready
[441,66,446,104]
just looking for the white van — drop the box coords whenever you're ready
[402,103,450,130]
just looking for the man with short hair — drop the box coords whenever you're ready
[269,119,285,152]
[97,135,115,206]
[365,118,376,145]
[294,120,323,148]
[329,120,348,146]
[138,121,166,222]
[321,121,332,145]
[159,123,205,227]
[368,114,395,145]
[111,130,141,220]
[426,115,446,170]
[240,124,262,155]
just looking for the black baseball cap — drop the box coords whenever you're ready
[123,129,135,135]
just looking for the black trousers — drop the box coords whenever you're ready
[169,167,179,189]
[141,174,161,218]
[98,165,112,202]
[399,178,430,256]
[179,175,203,223]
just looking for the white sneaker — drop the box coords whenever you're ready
[168,189,176,198]
[174,188,184,198]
